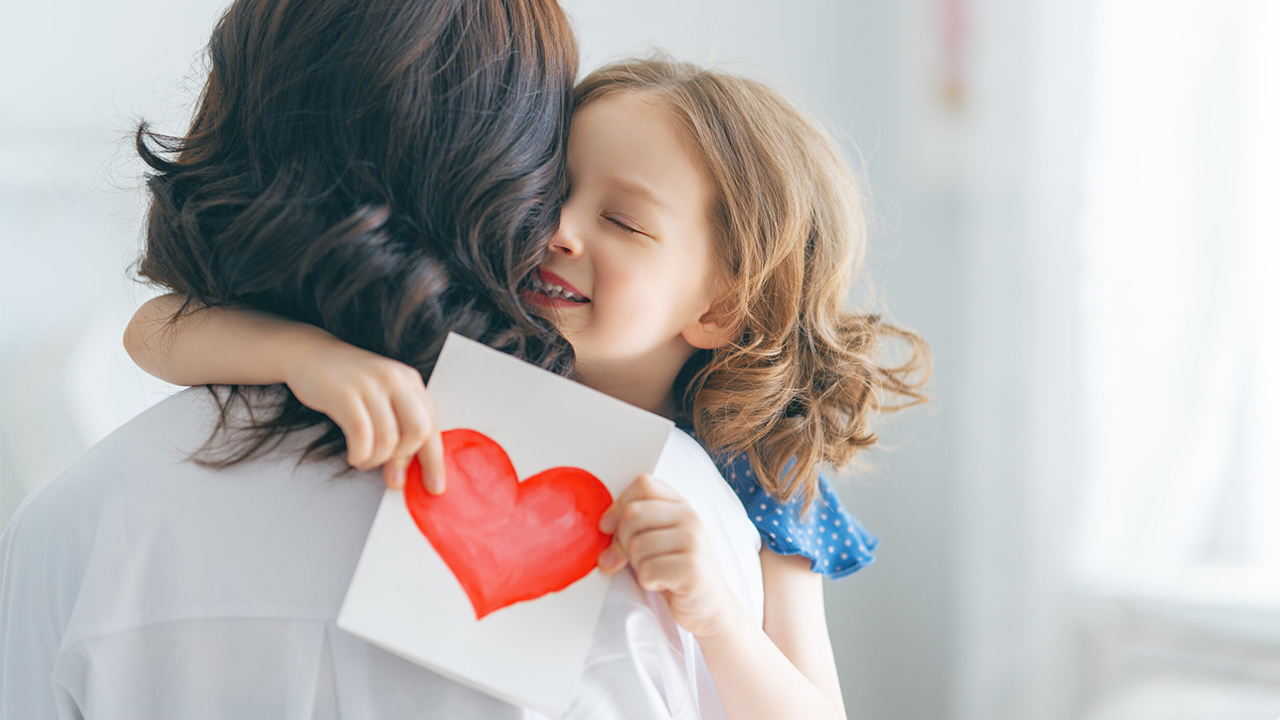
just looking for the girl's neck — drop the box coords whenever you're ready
[575,341,694,419]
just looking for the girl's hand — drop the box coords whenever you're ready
[280,334,446,493]
[597,474,736,639]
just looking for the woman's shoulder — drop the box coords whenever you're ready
[714,451,878,579]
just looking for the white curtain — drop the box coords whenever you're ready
[1075,0,1280,597]
[1070,3,1280,714]
[953,0,1278,719]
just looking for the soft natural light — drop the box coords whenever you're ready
[1075,0,1279,600]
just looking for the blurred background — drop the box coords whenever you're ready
[1,0,1276,718]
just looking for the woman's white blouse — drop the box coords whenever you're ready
[0,387,763,720]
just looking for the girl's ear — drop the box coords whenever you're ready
[682,307,737,350]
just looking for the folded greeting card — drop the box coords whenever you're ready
[337,333,673,716]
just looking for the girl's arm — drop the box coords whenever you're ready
[123,294,446,491]
[125,294,327,387]
[752,549,847,713]
[695,549,847,720]
[600,476,847,720]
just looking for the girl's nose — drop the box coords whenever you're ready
[548,216,584,257]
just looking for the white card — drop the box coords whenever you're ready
[337,333,673,716]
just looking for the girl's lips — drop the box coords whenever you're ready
[521,267,590,309]
[520,287,585,308]
[536,269,588,300]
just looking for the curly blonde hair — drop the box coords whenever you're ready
[575,57,932,511]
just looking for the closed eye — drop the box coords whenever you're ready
[606,216,642,235]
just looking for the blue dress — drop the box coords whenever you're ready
[677,422,879,579]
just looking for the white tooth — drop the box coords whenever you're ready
[553,285,564,293]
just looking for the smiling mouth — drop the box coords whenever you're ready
[526,269,590,303]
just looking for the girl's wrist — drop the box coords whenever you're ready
[277,322,340,386]
[691,577,753,642]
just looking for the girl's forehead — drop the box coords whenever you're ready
[567,91,717,241]
[568,94,697,180]
[570,92,679,145]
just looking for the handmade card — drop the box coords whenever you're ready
[337,333,674,716]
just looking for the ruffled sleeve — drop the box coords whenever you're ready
[716,452,878,579]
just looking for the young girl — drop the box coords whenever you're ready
[126,57,929,719]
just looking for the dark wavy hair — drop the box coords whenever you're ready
[134,0,579,466]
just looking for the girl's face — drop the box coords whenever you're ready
[523,91,731,410]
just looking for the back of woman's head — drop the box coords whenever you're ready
[136,0,578,465]
[576,57,931,510]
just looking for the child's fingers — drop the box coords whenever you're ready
[598,499,685,572]
[362,393,400,470]
[385,388,434,490]
[388,395,430,461]
[597,545,628,574]
[417,428,446,495]
[615,499,686,548]
[334,394,375,469]
[626,525,697,564]
[600,481,647,531]
[599,474,678,534]
[384,421,443,494]
[382,461,404,490]
[634,474,680,500]
[633,553,694,594]
[401,387,445,495]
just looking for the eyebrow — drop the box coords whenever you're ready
[605,177,664,208]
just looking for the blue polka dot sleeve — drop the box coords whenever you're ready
[716,452,878,579]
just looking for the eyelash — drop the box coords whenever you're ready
[606,216,641,234]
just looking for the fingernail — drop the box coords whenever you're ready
[598,549,617,568]
[392,468,405,489]
[427,473,445,496]
[599,510,617,535]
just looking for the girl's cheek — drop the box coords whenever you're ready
[608,260,653,301]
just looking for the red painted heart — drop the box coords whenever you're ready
[403,429,614,619]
